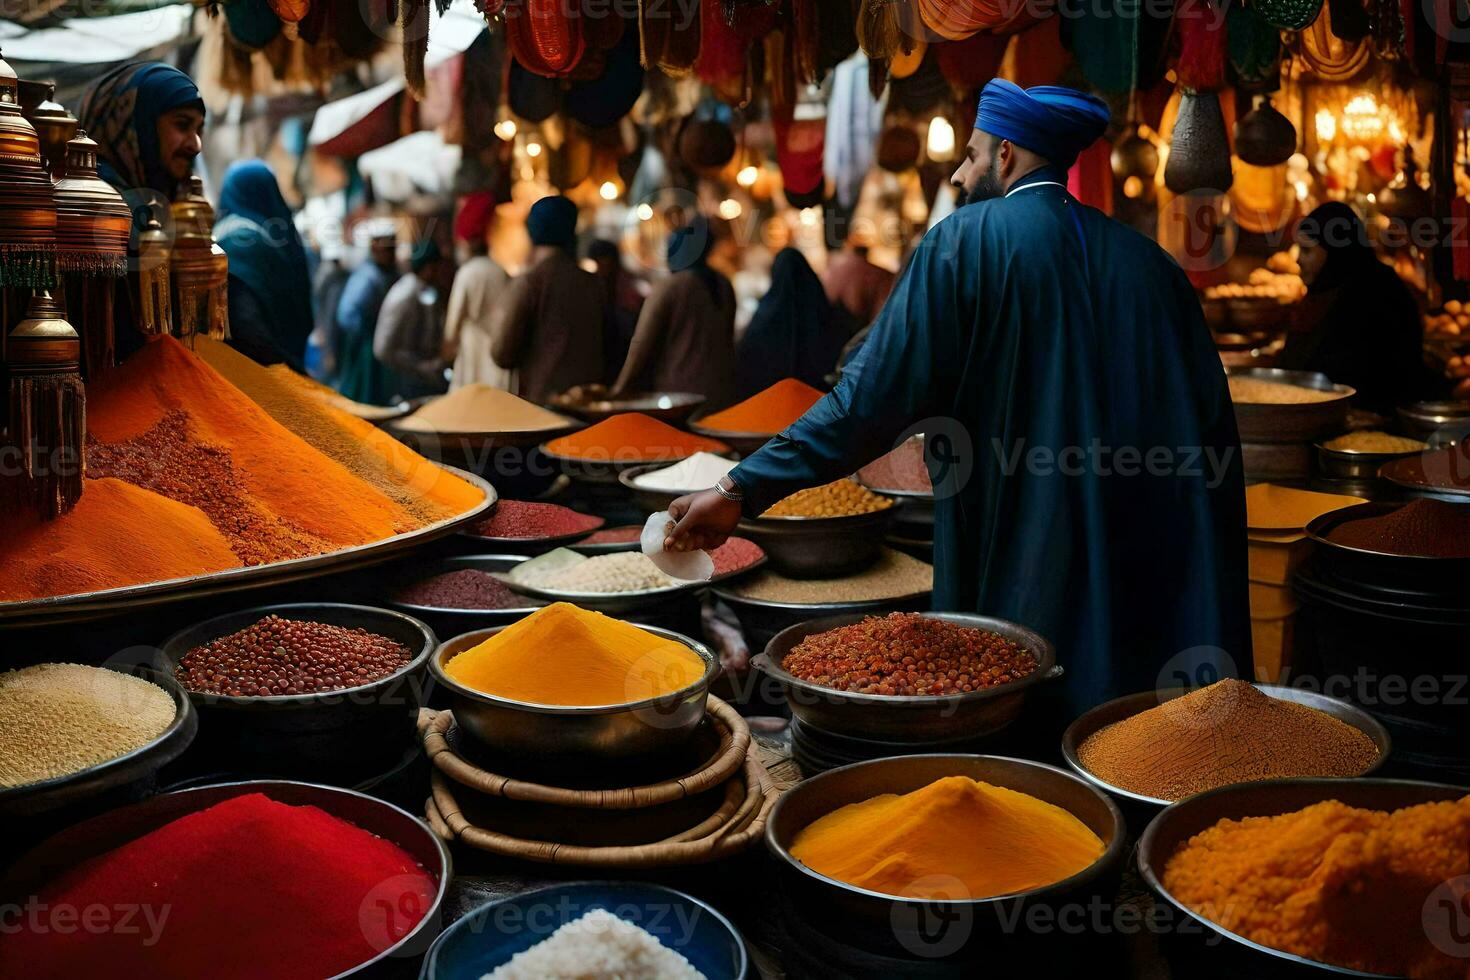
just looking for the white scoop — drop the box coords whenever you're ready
[640,510,715,582]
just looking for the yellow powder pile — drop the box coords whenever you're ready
[444,603,706,706]
[1163,795,1470,978]
[1228,376,1343,404]
[396,383,574,434]
[790,776,1105,900]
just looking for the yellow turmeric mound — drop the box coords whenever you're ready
[444,603,706,707]
[790,776,1105,900]
[1163,795,1470,979]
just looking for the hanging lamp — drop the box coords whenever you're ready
[3,290,84,520]
[53,130,131,378]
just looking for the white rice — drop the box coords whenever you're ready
[482,908,707,980]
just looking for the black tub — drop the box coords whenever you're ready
[157,603,437,784]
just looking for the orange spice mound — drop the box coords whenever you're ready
[1162,795,1470,979]
[0,479,239,601]
[194,337,481,522]
[699,379,825,434]
[88,337,416,545]
[542,412,729,462]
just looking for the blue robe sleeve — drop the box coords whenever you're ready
[730,222,968,516]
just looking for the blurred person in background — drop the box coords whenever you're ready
[311,236,350,382]
[214,160,314,370]
[613,216,736,409]
[487,195,604,403]
[375,239,449,401]
[334,224,399,405]
[586,238,645,384]
[823,226,894,332]
[735,248,848,397]
[443,191,511,391]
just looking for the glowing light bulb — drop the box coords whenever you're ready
[494,119,517,141]
[1315,109,1337,144]
[718,198,742,220]
[526,141,542,158]
[636,203,654,221]
[737,166,759,187]
[927,116,955,161]
[799,208,818,227]
[1123,176,1143,199]
[599,181,618,201]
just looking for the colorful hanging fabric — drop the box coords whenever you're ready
[792,0,823,84]
[887,45,947,113]
[857,0,904,60]
[1004,15,1071,88]
[1227,2,1282,92]
[506,0,587,78]
[765,27,797,124]
[568,11,626,81]
[1175,0,1226,90]
[915,0,1051,39]
[936,30,1009,90]
[825,51,886,209]
[1230,160,1297,234]
[1060,0,1140,93]
[1068,135,1114,214]
[223,0,283,49]
[1254,0,1322,31]
[1301,1,1370,79]
[775,116,825,207]
[566,27,645,127]
[697,0,777,103]
[640,0,702,76]
[818,0,859,75]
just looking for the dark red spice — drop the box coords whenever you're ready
[1327,498,1470,558]
[858,437,932,493]
[710,536,765,576]
[581,525,645,544]
[177,615,413,696]
[0,793,435,980]
[783,613,1037,696]
[470,500,604,539]
[395,569,531,609]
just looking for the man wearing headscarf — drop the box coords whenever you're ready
[214,160,314,370]
[375,238,449,401]
[334,223,399,405]
[442,191,511,391]
[487,195,604,403]
[665,80,1250,723]
[612,216,737,409]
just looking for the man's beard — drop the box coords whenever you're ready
[956,158,1003,208]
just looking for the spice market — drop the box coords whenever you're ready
[3,0,1470,975]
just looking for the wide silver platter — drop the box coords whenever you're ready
[501,548,767,614]
[0,467,496,628]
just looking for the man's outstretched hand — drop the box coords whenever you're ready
[664,489,743,553]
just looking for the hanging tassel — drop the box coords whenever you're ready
[1176,0,1227,91]
[403,0,430,98]
[61,275,120,381]
[135,217,173,339]
[208,281,230,341]
[3,290,85,521]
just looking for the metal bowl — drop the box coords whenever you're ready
[766,754,1126,944]
[756,612,1060,742]
[540,446,726,485]
[1060,684,1391,809]
[419,881,748,980]
[456,501,605,555]
[1137,777,1469,979]
[0,779,452,977]
[1378,440,1470,500]
[1314,440,1426,480]
[387,555,543,636]
[710,585,933,655]
[157,603,438,782]
[429,622,718,760]
[1305,501,1470,575]
[547,390,707,426]
[569,526,644,555]
[617,462,725,514]
[499,549,767,617]
[686,419,773,457]
[737,505,899,578]
[1396,400,1470,443]
[0,665,197,818]
[1228,367,1355,444]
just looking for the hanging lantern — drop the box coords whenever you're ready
[53,130,131,379]
[1253,0,1322,31]
[0,49,58,293]
[1234,97,1297,167]
[1379,153,1432,221]
[1112,125,1159,185]
[1165,90,1234,194]
[169,176,229,344]
[135,216,172,339]
[19,80,77,180]
[3,290,84,520]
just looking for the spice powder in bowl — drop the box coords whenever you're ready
[1325,498,1470,559]
[468,500,603,540]
[1076,679,1379,801]
[0,664,176,788]
[177,616,414,697]
[394,570,534,610]
[783,613,1037,696]
[727,548,932,604]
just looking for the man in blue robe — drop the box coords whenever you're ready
[667,81,1250,720]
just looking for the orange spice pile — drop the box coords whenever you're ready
[542,412,728,461]
[699,378,824,434]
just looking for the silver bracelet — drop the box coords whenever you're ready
[713,478,744,502]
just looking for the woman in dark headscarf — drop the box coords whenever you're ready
[214,160,314,369]
[612,216,737,408]
[736,248,848,397]
[1277,202,1431,415]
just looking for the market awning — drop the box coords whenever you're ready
[0,5,192,63]
[356,129,461,201]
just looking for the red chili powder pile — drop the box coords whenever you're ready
[543,412,729,461]
[581,525,645,544]
[699,378,825,434]
[0,793,436,980]
[1327,498,1470,558]
[711,537,765,576]
[470,500,604,539]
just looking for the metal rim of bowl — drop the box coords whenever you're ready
[388,417,583,441]
[160,602,438,706]
[420,879,749,979]
[547,391,708,417]
[854,477,935,502]
[456,502,606,550]
[1226,365,1355,397]
[0,664,197,804]
[388,554,544,617]
[710,583,933,615]
[765,753,1126,907]
[616,460,734,497]
[1397,400,1470,426]
[1136,776,1469,979]
[739,498,901,527]
[500,551,768,606]
[538,446,729,472]
[687,418,779,441]
[757,611,1059,710]
[1059,684,1393,808]
[1305,500,1470,564]
[1313,441,1426,461]
[429,621,720,715]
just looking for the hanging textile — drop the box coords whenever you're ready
[566,28,645,128]
[1254,0,1322,31]
[1068,136,1114,214]
[887,46,947,114]
[697,0,777,104]
[914,0,1052,39]
[825,51,886,210]
[792,0,823,84]
[1301,1,1370,80]
[936,31,1009,90]
[776,114,825,208]
[856,0,906,60]
[460,29,505,157]
[506,0,587,77]
[1175,0,1227,90]
[1227,3,1282,92]
[640,0,702,75]
[818,0,860,75]
[1002,16,1072,88]
[1060,0,1140,93]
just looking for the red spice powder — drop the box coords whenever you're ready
[1327,498,1470,558]
[581,525,645,544]
[543,413,729,461]
[470,500,604,539]
[699,378,825,434]
[0,793,435,980]
[711,536,765,576]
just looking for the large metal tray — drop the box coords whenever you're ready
[1228,367,1355,444]
[501,549,767,615]
[0,467,496,629]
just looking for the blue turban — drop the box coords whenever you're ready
[974,80,1110,168]
[526,195,579,248]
